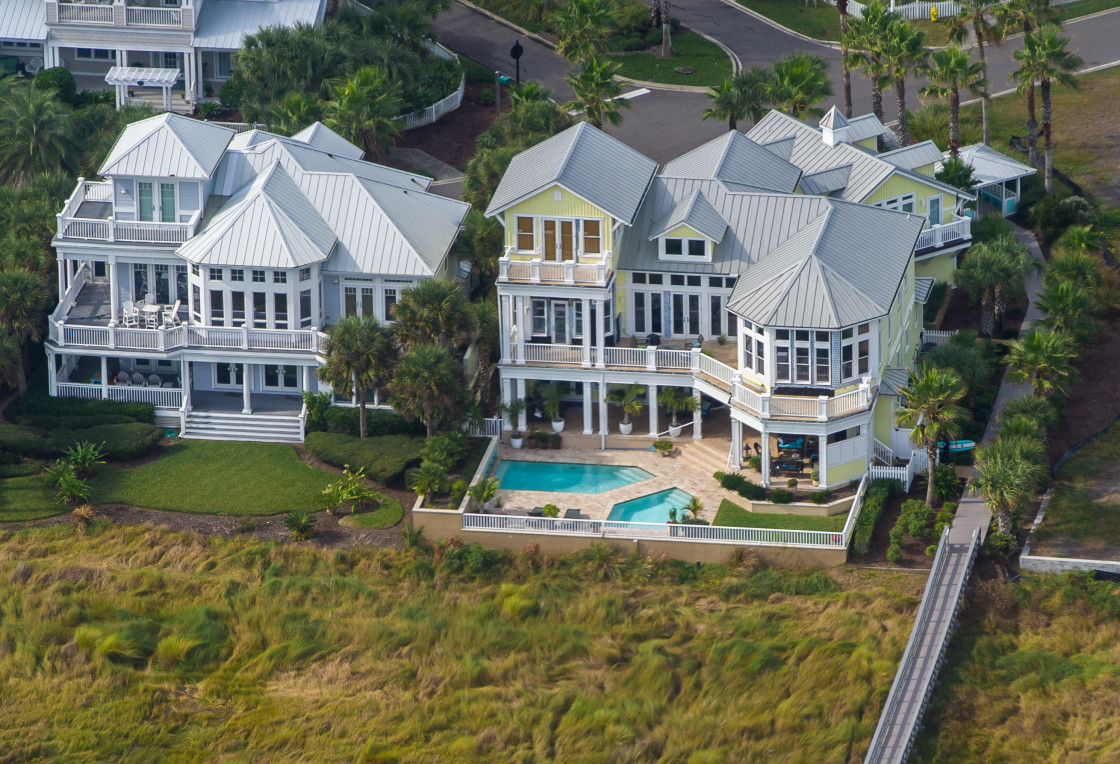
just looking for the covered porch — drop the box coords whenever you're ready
[946,144,1037,218]
[728,414,871,490]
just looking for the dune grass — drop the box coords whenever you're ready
[715,499,848,531]
[912,573,1120,761]
[0,524,923,761]
[609,31,733,87]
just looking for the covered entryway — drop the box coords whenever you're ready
[106,66,181,111]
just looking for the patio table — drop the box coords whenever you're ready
[140,303,162,328]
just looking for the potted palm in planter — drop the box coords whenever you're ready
[502,398,527,449]
[467,476,501,512]
[658,386,700,438]
[607,383,645,435]
[543,383,568,433]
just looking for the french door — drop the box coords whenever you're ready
[671,293,700,337]
[542,219,575,262]
[552,302,569,344]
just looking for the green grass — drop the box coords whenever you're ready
[86,441,337,516]
[609,31,733,87]
[337,494,404,529]
[0,475,64,522]
[912,573,1120,761]
[715,499,848,531]
[0,525,924,761]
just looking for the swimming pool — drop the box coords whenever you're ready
[608,488,694,523]
[494,460,653,494]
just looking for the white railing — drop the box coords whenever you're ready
[768,395,823,419]
[57,3,114,23]
[126,5,181,25]
[827,434,867,466]
[916,215,971,251]
[201,121,268,134]
[396,75,466,130]
[497,253,611,286]
[922,329,956,347]
[599,346,646,368]
[51,320,325,354]
[826,385,870,417]
[870,464,911,488]
[522,343,583,365]
[873,437,894,465]
[52,262,90,321]
[84,181,113,201]
[57,207,201,244]
[840,475,869,548]
[107,385,183,408]
[56,382,104,399]
[734,383,764,412]
[834,0,975,21]
[697,352,734,385]
[468,417,505,440]
[462,513,848,548]
[657,349,693,370]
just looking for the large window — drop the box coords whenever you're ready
[383,288,397,322]
[840,323,871,380]
[774,329,819,384]
[137,182,153,222]
[344,286,357,317]
[530,299,547,336]
[253,292,267,328]
[515,216,534,251]
[874,193,916,213]
[216,52,233,79]
[274,293,288,329]
[582,219,601,255]
[741,320,765,375]
[815,331,830,382]
[299,289,312,328]
[231,292,245,327]
[209,290,224,326]
[662,237,707,259]
[215,363,244,387]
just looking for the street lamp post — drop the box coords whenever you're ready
[510,39,524,84]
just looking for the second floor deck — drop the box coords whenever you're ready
[915,214,971,254]
[46,0,198,30]
[55,179,201,246]
[497,248,612,287]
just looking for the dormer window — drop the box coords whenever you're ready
[661,237,707,259]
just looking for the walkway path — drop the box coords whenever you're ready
[865,221,1047,763]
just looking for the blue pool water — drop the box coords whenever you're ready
[608,488,694,523]
[494,460,652,493]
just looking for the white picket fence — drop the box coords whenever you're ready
[828,0,979,21]
[869,449,934,491]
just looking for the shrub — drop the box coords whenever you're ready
[747,455,761,471]
[983,530,1018,559]
[218,78,244,109]
[808,490,830,505]
[56,471,92,505]
[435,539,509,577]
[14,393,155,424]
[0,449,18,465]
[477,87,495,105]
[195,101,222,118]
[306,432,424,485]
[284,510,315,541]
[851,479,903,556]
[323,407,424,438]
[400,523,424,550]
[768,488,794,504]
[0,422,162,461]
[886,544,904,564]
[716,471,768,500]
[895,498,933,543]
[421,431,468,472]
[786,478,798,488]
[541,504,559,517]
[33,67,77,103]
[925,544,938,556]
[301,392,332,433]
[64,441,107,478]
[19,414,134,430]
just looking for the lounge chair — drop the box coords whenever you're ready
[162,299,181,327]
[131,372,146,386]
[563,508,582,519]
[115,372,130,386]
[148,374,161,386]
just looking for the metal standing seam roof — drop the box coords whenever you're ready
[484,121,658,224]
[761,136,797,162]
[289,122,365,160]
[177,161,336,268]
[879,141,945,172]
[914,276,935,304]
[942,143,1037,187]
[880,367,911,396]
[819,106,848,130]
[192,0,326,49]
[647,190,729,243]
[660,130,802,193]
[799,165,853,196]
[99,113,234,179]
[0,0,47,42]
[846,114,890,143]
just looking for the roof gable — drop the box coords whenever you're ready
[878,141,943,171]
[289,122,365,160]
[648,190,728,243]
[661,131,802,193]
[99,113,234,179]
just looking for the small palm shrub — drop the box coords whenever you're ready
[400,523,424,550]
[64,440,106,478]
[541,503,560,517]
[685,496,704,520]
[284,510,315,540]
[56,471,92,505]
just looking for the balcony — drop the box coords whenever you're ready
[505,341,874,421]
[497,248,611,287]
[48,0,195,29]
[915,214,971,254]
[55,179,201,245]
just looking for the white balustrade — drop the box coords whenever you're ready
[923,329,956,347]
[57,3,114,22]
[107,385,184,408]
[53,320,322,354]
[126,5,181,25]
[697,353,735,386]
[522,343,583,365]
[873,437,894,465]
[496,253,611,286]
[826,387,864,417]
[916,215,972,251]
[656,349,693,370]
[56,383,104,400]
[767,395,822,419]
[599,346,646,368]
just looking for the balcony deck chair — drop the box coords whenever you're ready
[121,300,139,328]
[115,371,131,386]
[148,374,161,387]
[131,372,146,386]
[162,300,182,327]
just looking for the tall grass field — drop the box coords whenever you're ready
[0,525,924,762]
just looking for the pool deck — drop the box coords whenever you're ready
[494,442,753,523]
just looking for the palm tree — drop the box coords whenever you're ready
[918,46,988,156]
[470,299,498,406]
[0,267,46,393]
[1044,246,1103,293]
[564,57,630,129]
[658,386,699,429]
[1005,326,1077,397]
[925,331,992,408]
[317,315,392,439]
[606,383,645,429]
[0,329,22,394]
[879,20,927,146]
[511,81,552,106]
[995,0,1057,36]
[388,344,464,438]
[837,0,853,117]
[954,234,1036,336]
[842,1,899,123]
[1036,280,1097,342]
[552,0,612,63]
[973,436,1047,533]
[267,92,323,136]
[999,393,1059,432]
[0,82,77,183]
[767,53,833,121]
[323,66,404,161]
[948,0,1002,145]
[1032,27,1083,194]
[391,279,477,354]
[702,67,773,131]
[895,365,968,507]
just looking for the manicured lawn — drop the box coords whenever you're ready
[0,475,64,522]
[609,31,733,87]
[737,0,844,40]
[338,493,405,529]
[86,441,337,516]
[715,499,848,531]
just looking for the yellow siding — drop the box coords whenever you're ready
[501,184,616,254]
[828,458,866,486]
[915,252,956,283]
[665,224,704,239]
[873,395,893,444]
[915,165,935,178]
[875,259,916,376]
[863,174,954,225]
[855,137,878,151]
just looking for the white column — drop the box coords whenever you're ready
[196,50,205,101]
[57,259,66,299]
[598,380,608,438]
[581,297,592,367]
[582,382,592,434]
[731,418,742,469]
[47,352,58,395]
[241,363,251,413]
[818,434,828,489]
[499,294,512,363]
[595,299,606,368]
[648,383,659,437]
[515,378,527,432]
[181,359,191,410]
[760,424,771,487]
[692,388,702,440]
[499,377,512,431]
[107,259,119,326]
[514,296,526,364]
[100,357,108,399]
[302,365,311,393]
[184,50,196,106]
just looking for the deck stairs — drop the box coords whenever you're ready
[675,438,730,476]
[181,410,302,443]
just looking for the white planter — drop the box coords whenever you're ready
[510,435,524,449]
[669,424,684,438]
[551,418,565,433]
[619,420,634,435]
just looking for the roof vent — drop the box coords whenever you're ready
[819,106,850,147]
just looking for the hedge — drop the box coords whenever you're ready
[850,478,903,556]
[14,393,155,424]
[18,414,135,430]
[0,422,164,461]
[304,432,425,485]
[322,407,425,438]
[713,471,767,500]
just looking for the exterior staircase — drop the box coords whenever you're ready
[676,438,732,475]
[181,410,302,443]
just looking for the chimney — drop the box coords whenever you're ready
[819,106,849,147]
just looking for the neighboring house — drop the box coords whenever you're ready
[47,113,469,441]
[487,120,934,489]
[940,143,1036,218]
[747,107,975,285]
[0,0,325,111]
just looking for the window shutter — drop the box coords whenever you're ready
[831,331,842,386]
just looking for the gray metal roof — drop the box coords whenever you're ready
[879,141,943,171]
[192,0,326,49]
[647,190,728,243]
[0,0,46,42]
[289,122,365,160]
[99,113,234,179]
[661,130,802,193]
[799,165,852,196]
[762,136,796,162]
[484,121,657,223]
[880,367,911,396]
[819,106,848,130]
[726,202,925,329]
[943,143,1037,187]
[914,276,935,304]
[178,161,336,267]
[846,114,889,142]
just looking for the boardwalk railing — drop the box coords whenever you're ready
[922,329,957,348]
[864,526,981,763]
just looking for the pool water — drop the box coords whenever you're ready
[608,488,694,523]
[494,460,653,494]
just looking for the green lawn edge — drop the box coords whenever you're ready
[714,499,847,531]
[338,494,405,529]
[608,31,733,87]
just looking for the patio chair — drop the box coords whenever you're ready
[148,374,161,386]
[25,57,43,76]
[563,508,582,519]
[131,372,146,386]
[121,300,139,328]
[162,299,182,327]
[115,372,130,386]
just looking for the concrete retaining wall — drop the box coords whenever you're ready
[1019,488,1120,574]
